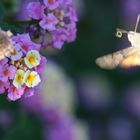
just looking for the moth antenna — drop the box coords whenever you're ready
[134,14,140,32]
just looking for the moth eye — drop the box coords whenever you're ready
[116,31,122,38]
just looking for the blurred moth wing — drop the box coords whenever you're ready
[0,29,14,60]
[95,46,140,69]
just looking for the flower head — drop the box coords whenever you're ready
[27,2,45,20]
[0,65,16,82]
[7,85,25,101]
[27,0,78,49]
[24,70,41,88]
[36,56,47,75]
[24,50,41,69]
[66,23,77,42]
[0,58,8,66]
[12,34,41,53]
[39,13,59,31]
[0,81,6,93]
[10,43,23,61]
[13,69,25,89]
[24,87,35,98]
[0,81,10,93]
[43,0,61,10]
[52,29,66,49]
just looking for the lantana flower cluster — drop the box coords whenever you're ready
[0,32,46,101]
[0,0,77,101]
[27,0,78,49]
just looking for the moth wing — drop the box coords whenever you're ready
[0,42,14,61]
[96,46,139,69]
[0,51,5,60]
[120,51,140,67]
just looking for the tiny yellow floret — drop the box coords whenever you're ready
[24,50,41,69]
[24,70,41,88]
[13,69,25,88]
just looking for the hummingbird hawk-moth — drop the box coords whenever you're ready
[96,15,140,69]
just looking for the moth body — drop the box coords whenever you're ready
[128,31,140,47]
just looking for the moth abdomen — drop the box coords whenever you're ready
[96,52,124,69]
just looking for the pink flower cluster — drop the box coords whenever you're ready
[0,33,46,101]
[0,0,77,101]
[27,0,78,49]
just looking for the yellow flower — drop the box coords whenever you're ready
[24,70,41,88]
[24,50,41,69]
[13,69,25,88]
